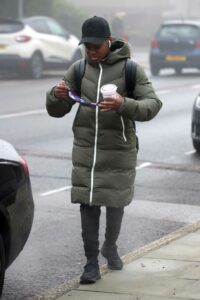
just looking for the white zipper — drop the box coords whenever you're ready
[89,64,103,205]
[120,116,127,142]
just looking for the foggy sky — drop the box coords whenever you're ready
[66,0,200,20]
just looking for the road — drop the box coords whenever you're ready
[1,58,200,299]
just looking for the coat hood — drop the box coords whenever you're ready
[86,39,131,65]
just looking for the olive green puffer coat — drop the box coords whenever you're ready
[46,40,162,207]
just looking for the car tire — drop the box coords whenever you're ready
[0,234,5,298]
[29,52,43,79]
[193,139,200,153]
[72,49,82,63]
[175,67,182,75]
[150,64,160,76]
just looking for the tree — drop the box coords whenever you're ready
[0,0,19,18]
[51,0,87,38]
[24,0,54,17]
[0,0,87,38]
[24,0,87,38]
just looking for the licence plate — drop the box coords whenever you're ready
[0,44,7,49]
[165,55,187,62]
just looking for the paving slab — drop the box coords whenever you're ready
[77,265,195,297]
[124,257,198,278]
[58,290,192,300]
[174,279,200,299]
[58,290,135,300]
[31,223,200,300]
[146,232,200,261]
[179,263,200,280]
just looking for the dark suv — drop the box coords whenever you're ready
[150,20,200,75]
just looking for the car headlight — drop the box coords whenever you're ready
[195,95,200,109]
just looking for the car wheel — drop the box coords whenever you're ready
[175,67,182,75]
[193,139,200,153]
[150,64,160,76]
[29,52,43,79]
[0,234,5,298]
[72,49,82,62]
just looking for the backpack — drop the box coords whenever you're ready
[74,58,137,98]
[74,58,139,150]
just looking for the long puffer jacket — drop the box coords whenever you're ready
[46,40,162,207]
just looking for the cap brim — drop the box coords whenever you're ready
[78,37,105,45]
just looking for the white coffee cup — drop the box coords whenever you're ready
[100,84,117,98]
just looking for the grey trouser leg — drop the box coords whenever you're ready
[80,204,101,261]
[105,207,124,246]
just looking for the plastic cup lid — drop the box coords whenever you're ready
[101,84,117,94]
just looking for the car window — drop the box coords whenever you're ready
[26,19,51,34]
[0,21,23,33]
[158,25,200,39]
[46,19,69,38]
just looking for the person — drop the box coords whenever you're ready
[46,16,162,284]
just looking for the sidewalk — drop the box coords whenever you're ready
[58,221,200,300]
[32,221,200,300]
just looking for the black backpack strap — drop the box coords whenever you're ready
[125,58,139,151]
[125,59,137,98]
[74,58,86,96]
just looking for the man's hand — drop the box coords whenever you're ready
[99,93,124,112]
[54,80,69,100]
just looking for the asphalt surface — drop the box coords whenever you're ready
[1,54,200,299]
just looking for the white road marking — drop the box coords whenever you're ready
[0,109,46,119]
[185,150,196,155]
[192,84,200,89]
[40,185,72,196]
[41,162,152,197]
[156,90,171,95]
[136,162,152,170]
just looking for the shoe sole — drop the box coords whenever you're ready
[101,249,123,270]
[80,274,101,284]
[107,263,123,270]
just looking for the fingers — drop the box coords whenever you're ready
[54,80,69,99]
[99,94,124,111]
[99,99,114,111]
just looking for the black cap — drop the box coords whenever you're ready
[79,16,111,45]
